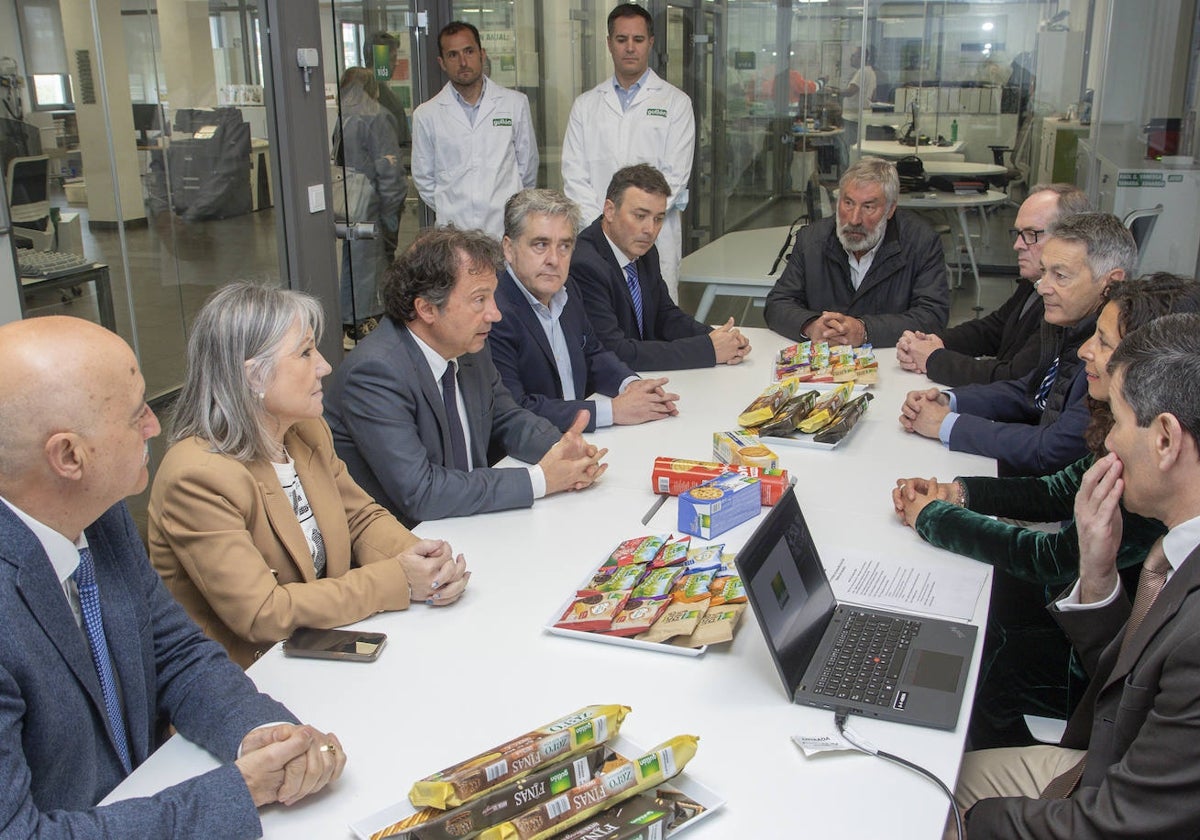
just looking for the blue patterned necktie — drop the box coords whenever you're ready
[1034,355,1060,411]
[74,546,133,774]
[623,262,645,338]
[441,361,470,472]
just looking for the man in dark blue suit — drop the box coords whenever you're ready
[491,188,679,433]
[900,213,1137,477]
[569,164,751,371]
[0,316,344,838]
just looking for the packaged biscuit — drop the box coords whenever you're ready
[712,431,779,470]
[671,568,717,603]
[477,736,699,840]
[372,747,609,839]
[675,604,746,649]
[648,537,690,569]
[736,380,794,427]
[677,472,761,540]
[409,705,630,809]
[604,536,666,568]
[606,596,672,637]
[555,792,673,840]
[757,390,820,437]
[683,544,724,571]
[796,382,855,434]
[584,564,647,594]
[635,602,705,644]
[556,592,629,633]
[813,393,874,445]
[650,457,789,505]
[631,567,684,599]
[709,575,746,607]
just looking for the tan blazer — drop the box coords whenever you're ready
[148,418,417,667]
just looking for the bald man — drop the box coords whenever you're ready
[0,316,345,838]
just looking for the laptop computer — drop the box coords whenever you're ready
[735,487,977,731]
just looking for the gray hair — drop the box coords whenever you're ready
[503,189,582,240]
[840,156,899,210]
[1109,312,1200,446]
[170,282,324,462]
[1028,182,1092,217]
[1046,212,1138,279]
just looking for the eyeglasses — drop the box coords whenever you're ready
[1009,228,1046,246]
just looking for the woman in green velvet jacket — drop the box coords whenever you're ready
[892,273,1200,748]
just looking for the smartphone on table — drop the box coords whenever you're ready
[283,627,387,662]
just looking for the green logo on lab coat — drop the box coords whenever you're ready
[493,117,513,126]
[646,108,667,118]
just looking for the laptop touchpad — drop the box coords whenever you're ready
[906,649,964,693]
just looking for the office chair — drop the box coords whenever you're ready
[1123,204,1164,271]
[987,117,1034,204]
[6,154,53,250]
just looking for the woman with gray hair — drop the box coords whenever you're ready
[148,282,469,667]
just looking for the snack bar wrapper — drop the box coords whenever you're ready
[736,379,795,427]
[556,592,629,633]
[604,536,667,567]
[813,393,874,445]
[555,792,675,840]
[408,705,631,809]
[477,736,700,840]
[650,456,789,505]
[372,747,608,839]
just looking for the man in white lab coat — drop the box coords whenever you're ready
[561,3,695,301]
[411,21,539,240]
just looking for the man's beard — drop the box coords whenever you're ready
[837,220,885,254]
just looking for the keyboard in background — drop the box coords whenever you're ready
[17,248,93,279]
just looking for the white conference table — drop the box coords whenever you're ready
[679,226,790,322]
[106,329,996,839]
[859,139,967,160]
[897,189,1009,308]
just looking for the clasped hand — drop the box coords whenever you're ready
[237,722,346,808]
[891,476,956,526]
[899,387,950,437]
[542,410,608,494]
[397,538,469,605]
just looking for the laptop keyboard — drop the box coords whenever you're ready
[814,611,921,707]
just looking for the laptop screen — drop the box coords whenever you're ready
[736,487,837,698]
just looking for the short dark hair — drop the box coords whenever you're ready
[607,3,653,37]
[382,227,503,323]
[363,32,399,66]
[438,21,482,55]
[1109,313,1200,447]
[605,164,671,206]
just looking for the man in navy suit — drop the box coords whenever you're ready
[325,227,608,527]
[491,188,679,432]
[569,164,751,371]
[0,316,344,838]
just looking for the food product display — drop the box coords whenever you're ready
[650,456,789,505]
[551,538,748,651]
[773,340,878,384]
[737,379,872,447]
[555,789,704,840]
[677,472,762,540]
[409,705,630,809]
[477,736,699,840]
[371,747,609,840]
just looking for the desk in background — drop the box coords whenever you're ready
[104,329,996,839]
[859,139,967,160]
[679,226,789,322]
[20,262,115,332]
[898,189,1008,307]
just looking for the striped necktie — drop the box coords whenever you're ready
[75,546,133,774]
[1040,537,1170,799]
[624,262,645,338]
[1034,355,1060,411]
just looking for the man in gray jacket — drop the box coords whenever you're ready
[764,156,950,348]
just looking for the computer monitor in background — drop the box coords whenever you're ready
[132,103,164,146]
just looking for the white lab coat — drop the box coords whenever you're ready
[411,77,539,240]
[562,69,695,299]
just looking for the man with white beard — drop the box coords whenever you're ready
[764,156,950,348]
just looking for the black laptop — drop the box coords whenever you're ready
[735,487,977,731]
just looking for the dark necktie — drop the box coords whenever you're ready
[441,361,470,472]
[1034,355,1060,411]
[75,546,133,774]
[624,262,645,338]
[1040,538,1170,799]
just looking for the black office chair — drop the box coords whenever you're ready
[6,154,53,250]
[987,118,1034,204]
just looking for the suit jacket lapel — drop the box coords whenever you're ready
[499,270,559,386]
[456,351,490,467]
[396,324,456,467]
[246,458,317,583]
